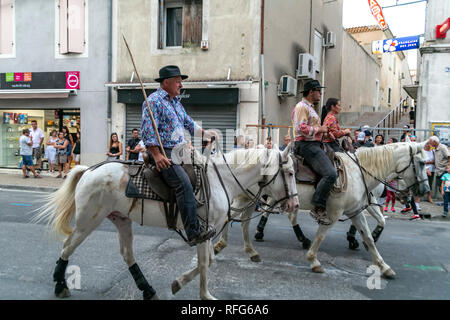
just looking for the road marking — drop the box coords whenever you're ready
[403,264,445,272]
[9,203,33,207]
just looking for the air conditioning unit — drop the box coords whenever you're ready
[296,53,315,80]
[277,75,297,97]
[323,31,336,48]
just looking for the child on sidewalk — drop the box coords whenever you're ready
[384,179,397,212]
[441,164,450,218]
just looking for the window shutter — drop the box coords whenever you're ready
[59,0,69,54]
[158,0,164,49]
[67,0,85,53]
[0,0,14,55]
[182,0,202,48]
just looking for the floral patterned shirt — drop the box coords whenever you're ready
[291,99,323,142]
[141,88,201,148]
[322,112,345,143]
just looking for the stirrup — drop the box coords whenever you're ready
[310,208,332,225]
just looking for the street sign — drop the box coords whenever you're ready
[372,35,420,54]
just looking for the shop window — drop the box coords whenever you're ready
[158,0,202,49]
[0,0,14,57]
[58,0,86,54]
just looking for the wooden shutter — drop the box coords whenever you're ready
[67,0,85,53]
[0,0,14,55]
[59,0,69,54]
[182,0,202,48]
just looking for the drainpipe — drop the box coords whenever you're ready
[107,0,113,141]
[320,46,326,113]
[260,0,266,143]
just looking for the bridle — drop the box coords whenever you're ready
[210,144,297,227]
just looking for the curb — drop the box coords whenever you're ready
[0,184,58,193]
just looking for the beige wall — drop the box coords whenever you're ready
[340,30,381,113]
[262,0,344,144]
[117,0,261,82]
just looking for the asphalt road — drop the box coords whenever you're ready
[1,188,450,300]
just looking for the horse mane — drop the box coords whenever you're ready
[355,144,395,178]
[221,147,277,171]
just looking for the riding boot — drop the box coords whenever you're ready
[310,206,331,225]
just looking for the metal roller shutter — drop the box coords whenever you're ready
[126,104,237,152]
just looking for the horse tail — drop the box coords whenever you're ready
[33,165,89,238]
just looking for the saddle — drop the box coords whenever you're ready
[125,150,205,231]
[293,145,347,193]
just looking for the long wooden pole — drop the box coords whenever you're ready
[122,34,167,158]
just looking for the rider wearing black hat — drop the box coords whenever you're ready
[292,80,336,225]
[141,65,217,246]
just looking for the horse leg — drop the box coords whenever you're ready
[288,209,311,249]
[241,207,261,262]
[198,240,217,300]
[351,213,395,279]
[213,221,228,255]
[254,212,269,242]
[346,224,360,250]
[172,241,216,298]
[367,205,386,243]
[54,218,103,298]
[306,218,338,273]
[107,213,158,300]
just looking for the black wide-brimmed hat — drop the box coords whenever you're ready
[155,65,188,82]
[301,80,325,93]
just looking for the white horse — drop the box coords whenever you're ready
[249,182,387,250]
[34,143,299,300]
[214,142,430,278]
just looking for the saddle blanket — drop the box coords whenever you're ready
[126,164,203,201]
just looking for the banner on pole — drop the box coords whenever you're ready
[368,0,388,31]
[372,35,420,54]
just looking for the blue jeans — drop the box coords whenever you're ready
[295,141,337,208]
[444,192,449,215]
[159,149,199,240]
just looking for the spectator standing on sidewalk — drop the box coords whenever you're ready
[106,133,123,161]
[374,134,385,146]
[424,141,435,203]
[384,180,397,212]
[45,130,58,173]
[429,136,450,199]
[62,126,74,169]
[20,129,41,178]
[54,131,69,179]
[30,120,44,172]
[72,132,81,165]
[441,164,450,217]
[126,129,142,161]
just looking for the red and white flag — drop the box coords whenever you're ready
[368,0,388,31]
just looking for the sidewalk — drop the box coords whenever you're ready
[0,169,63,193]
[370,199,449,222]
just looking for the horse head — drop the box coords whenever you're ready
[259,142,299,213]
[395,141,430,197]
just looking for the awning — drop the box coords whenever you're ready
[403,85,419,100]
[0,89,77,99]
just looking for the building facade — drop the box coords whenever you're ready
[108,0,344,149]
[415,0,450,144]
[0,0,110,167]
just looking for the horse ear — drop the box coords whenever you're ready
[281,142,291,159]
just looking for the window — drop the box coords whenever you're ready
[0,0,14,57]
[158,0,202,49]
[313,30,323,73]
[58,0,86,54]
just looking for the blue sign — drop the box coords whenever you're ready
[372,35,420,54]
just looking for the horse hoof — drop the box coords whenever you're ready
[312,266,325,273]
[213,247,220,255]
[254,232,264,242]
[382,268,396,279]
[171,280,182,295]
[302,239,311,250]
[143,289,159,300]
[349,240,359,250]
[55,287,71,298]
[250,255,261,263]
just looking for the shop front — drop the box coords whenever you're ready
[0,71,81,168]
[117,88,239,152]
